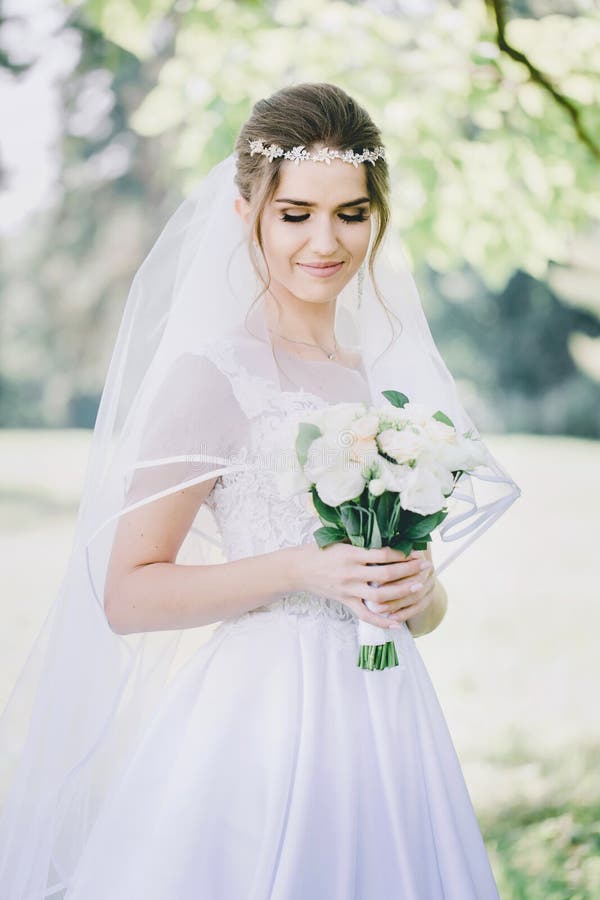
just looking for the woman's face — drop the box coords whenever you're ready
[236,153,372,306]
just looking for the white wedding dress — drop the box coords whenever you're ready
[63,337,500,900]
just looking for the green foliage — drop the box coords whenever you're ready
[1,0,598,433]
[485,802,600,899]
[79,0,600,283]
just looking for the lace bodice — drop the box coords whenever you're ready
[201,337,372,633]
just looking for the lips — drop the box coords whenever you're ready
[297,261,345,277]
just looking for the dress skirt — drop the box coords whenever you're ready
[64,608,500,899]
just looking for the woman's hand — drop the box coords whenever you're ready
[367,544,438,626]
[289,542,435,631]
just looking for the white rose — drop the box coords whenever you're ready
[315,463,366,507]
[377,426,425,464]
[400,465,447,515]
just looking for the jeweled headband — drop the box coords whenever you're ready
[247,138,386,167]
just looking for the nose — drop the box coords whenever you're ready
[309,214,341,256]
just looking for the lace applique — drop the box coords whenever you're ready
[203,337,358,632]
[205,338,328,418]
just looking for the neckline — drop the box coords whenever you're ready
[272,342,365,376]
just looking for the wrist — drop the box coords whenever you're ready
[279,544,307,594]
[408,577,447,637]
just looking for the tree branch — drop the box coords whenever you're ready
[486,0,600,160]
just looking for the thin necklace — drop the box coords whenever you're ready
[267,327,339,361]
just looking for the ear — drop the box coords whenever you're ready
[234,195,252,227]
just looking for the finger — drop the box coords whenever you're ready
[365,556,432,586]
[369,569,437,613]
[346,599,398,630]
[368,573,426,607]
[356,546,419,565]
[389,580,436,620]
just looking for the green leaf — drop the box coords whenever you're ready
[389,536,414,557]
[433,410,455,428]
[403,509,447,539]
[339,502,365,539]
[310,486,341,526]
[381,389,409,408]
[313,525,347,549]
[368,511,383,549]
[295,422,321,467]
[374,490,396,540]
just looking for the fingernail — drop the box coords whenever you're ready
[410,582,423,593]
[419,561,432,571]
[389,622,404,629]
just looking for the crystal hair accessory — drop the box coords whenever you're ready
[247,138,386,167]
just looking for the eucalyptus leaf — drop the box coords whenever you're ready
[295,422,321,467]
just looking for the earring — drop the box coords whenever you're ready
[357,263,365,307]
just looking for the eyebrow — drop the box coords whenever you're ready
[274,196,371,209]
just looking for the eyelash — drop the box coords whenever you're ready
[280,212,369,224]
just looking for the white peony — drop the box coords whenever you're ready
[418,454,455,496]
[433,433,488,472]
[400,401,436,427]
[307,401,367,436]
[315,462,366,507]
[377,426,426,464]
[277,462,312,500]
[376,456,413,492]
[400,464,447,515]
[459,435,489,468]
[304,433,346,481]
[348,413,380,440]
[422,418,457,445]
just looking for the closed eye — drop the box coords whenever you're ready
[281,212,370,224]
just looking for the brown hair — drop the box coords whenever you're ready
[233,82,401,360]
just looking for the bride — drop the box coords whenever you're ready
[0,82,519,898]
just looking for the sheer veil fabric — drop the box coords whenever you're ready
[0,151,520,897]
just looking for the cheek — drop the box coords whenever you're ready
[261,222,302,269]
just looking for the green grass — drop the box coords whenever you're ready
[1,428,599,896]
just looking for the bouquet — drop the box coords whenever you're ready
[280,390,489,671]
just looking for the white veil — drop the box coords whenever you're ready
[0,150,520,898]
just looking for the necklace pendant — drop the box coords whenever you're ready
[327,352,334,360]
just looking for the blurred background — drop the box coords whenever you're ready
[1,0,598,896]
